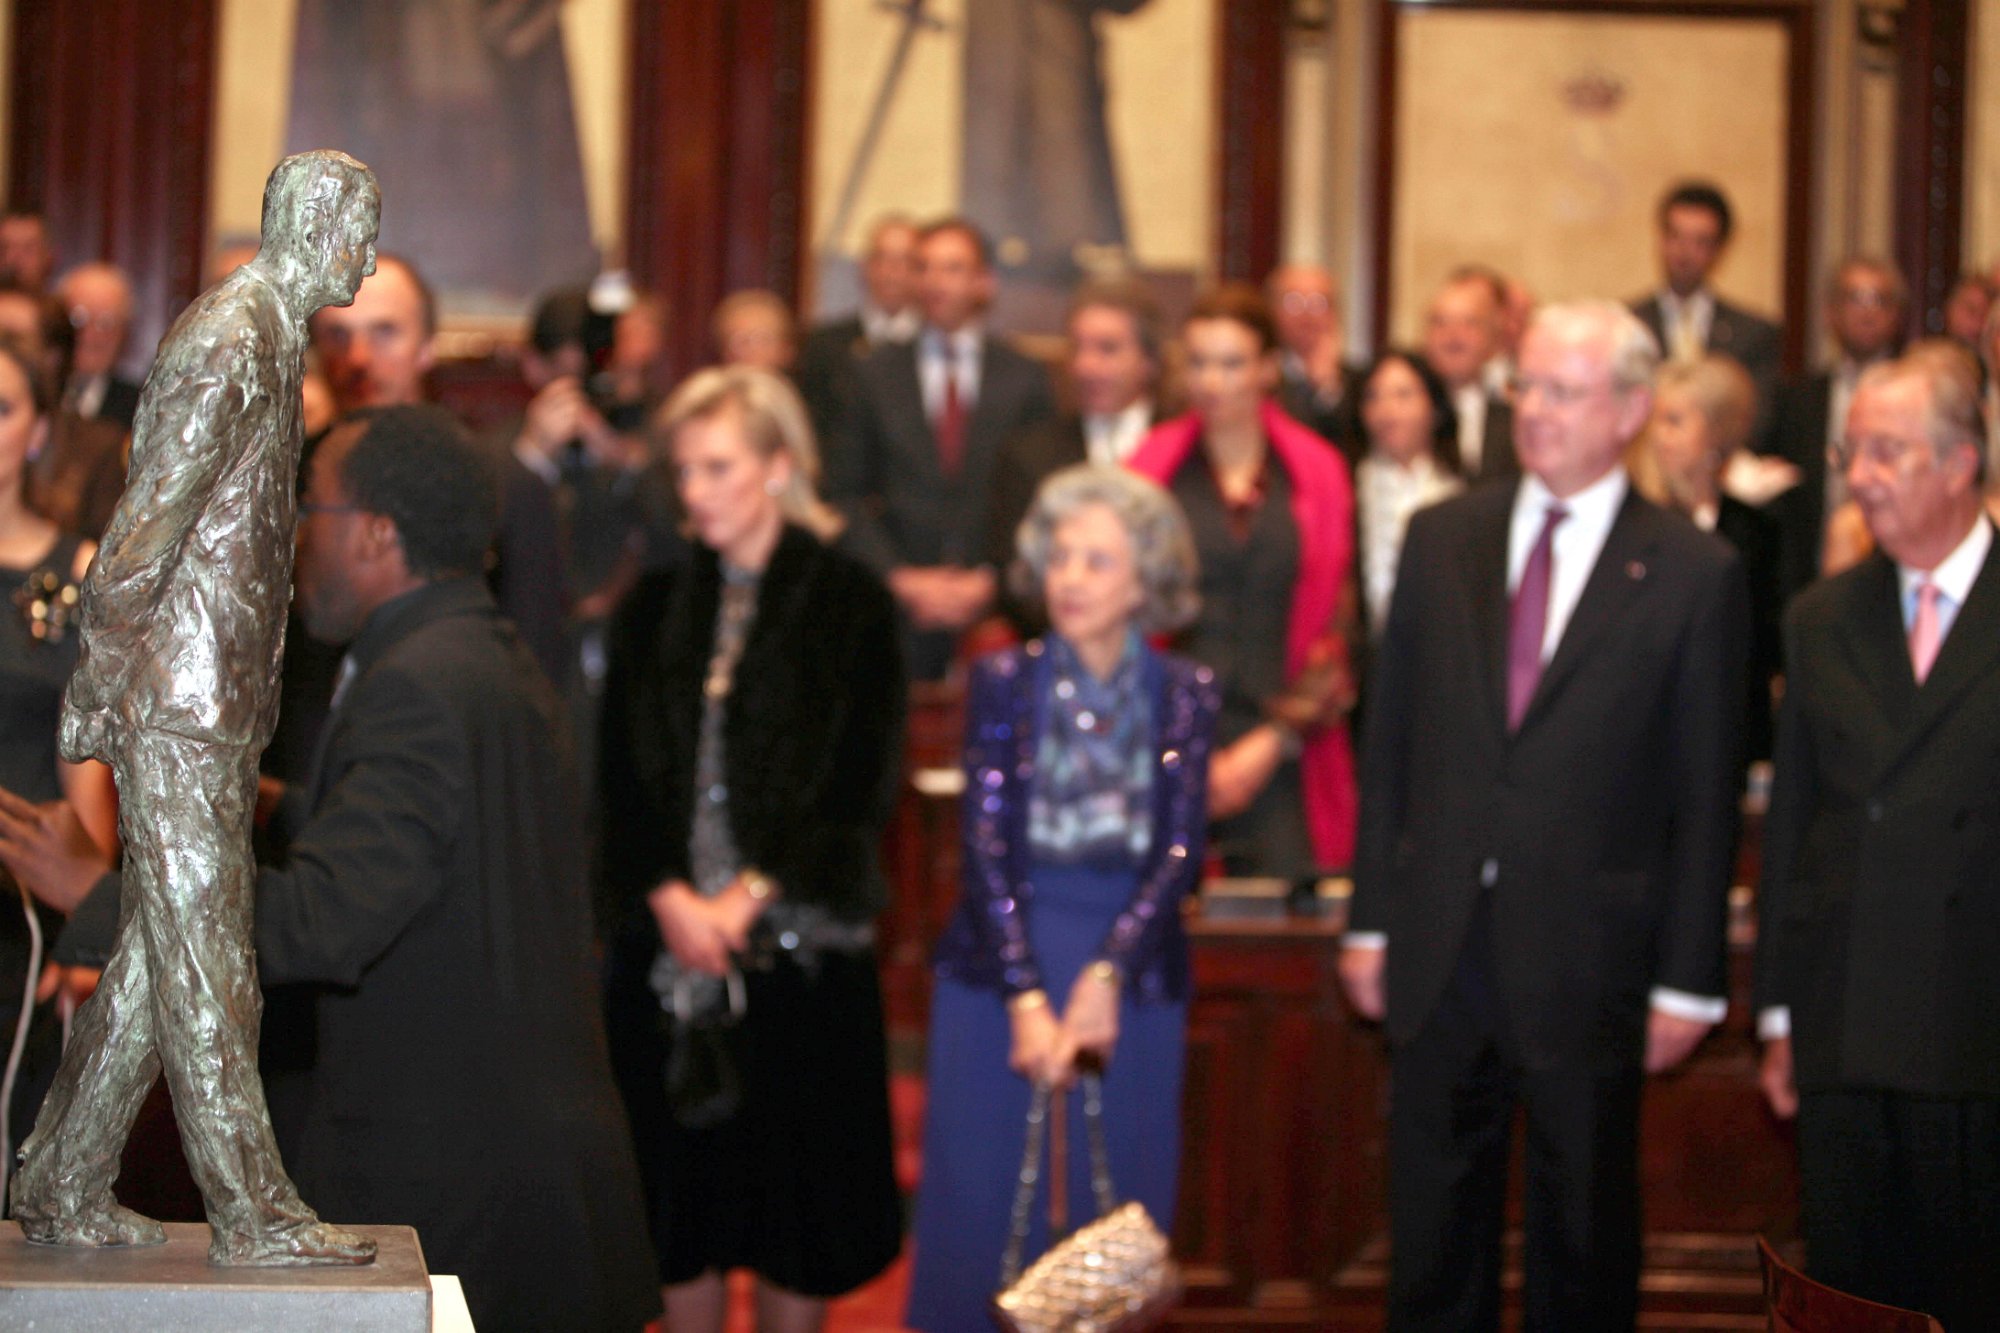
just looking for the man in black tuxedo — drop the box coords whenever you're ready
[1755,354,2000,1328]
[55,262,142,429]
[1422,268,1518,484]
[1267,262,1361,460]
[1631,181,1782,432]
[794,214,920,444]
[826,216,1055,678]
[1760,257,1907,598]
[1342,301,1749,1331]
[984,276,1163,579]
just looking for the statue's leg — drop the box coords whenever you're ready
[11,890,167,1246]
[125,733,373,1267]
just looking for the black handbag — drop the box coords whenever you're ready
[661,966,746,1130]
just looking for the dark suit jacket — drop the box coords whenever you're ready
[1714,495,1784,763]
[1763,371,1834,600]
[1350,481,1749,1071]
[1464,396,1518,485]
[1632,292,1784,439]
[251,577,657,1332]
[795,313,869,444]
[828,333,1055,572]
[1755,537,2000,1097]
[1278,363,1362,467]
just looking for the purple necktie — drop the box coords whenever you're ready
[1507,503,1568,731]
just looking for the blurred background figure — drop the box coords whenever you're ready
[0,287,125,541]
[1128,285,1358,879]
[55,263,140,429]
[1943,273,1994,353]
[1267,263,1359,459]
[0,214,54,294]
[796,215,920,445]
[1352,349,1463,652]
[711,289,798,375]
[599,368,904,1333]
[1641,354,1782,761]
[1422,268,1517,484]
[0,332,115,1166]
[908,464,1215,1333]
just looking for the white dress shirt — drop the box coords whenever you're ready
[1357,454,1463,638]
[1657,289,1715,360]
[861,303,918,346]
[1453,383,1489,475]
[1084,399,1153,466]
[919,327,984,423]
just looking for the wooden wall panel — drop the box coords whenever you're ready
[1894,0,1970,336]
[6,0,217,367]
[625,0,812,383]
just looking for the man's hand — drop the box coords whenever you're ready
[1209,725,1286,820]
[0,787,115,914]
[888,566,996,630]
[1759,1035,1798,1120]
[1338,942,1387,1021]
[1644,1010,1713,1073]
[647,880,734,977]
[516,376,619,466]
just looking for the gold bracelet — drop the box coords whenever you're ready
[1086,960,1122,988]
[741,870,776,902]
[1007,989,1050,1014]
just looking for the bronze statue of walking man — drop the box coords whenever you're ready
[13,150,381,1266]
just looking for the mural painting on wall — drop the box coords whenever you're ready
[815,0,1212,331]
[286,0,599,316]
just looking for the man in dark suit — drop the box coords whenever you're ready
[1760,257,1907,598]
[1267,262,1361,459]
[1342,301,1749,1331]
[9,407,660,1330]
[1422,268,1518,484]
[1755,354,2000,1328]
[827,216,1055,678]
[1630,180,1783,430]
[984,276,1163,579]
[794,214,920,444]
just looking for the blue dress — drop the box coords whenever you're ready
[907,639,1219,1332]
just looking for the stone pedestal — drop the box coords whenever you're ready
[0,1222,431,1331]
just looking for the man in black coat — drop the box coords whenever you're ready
[1342,301,1749,1331]
[1422,269,1518,485]
[1755,354,2000,1328]
[826,216,1055,678]
[16,407,659,1331]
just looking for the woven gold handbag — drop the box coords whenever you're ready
[991,1072,1181,1332]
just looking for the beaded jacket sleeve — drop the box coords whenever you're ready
[934,641,1221,1005]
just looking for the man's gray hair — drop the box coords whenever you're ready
[1529,300,1662,393]
[1856,350,1989,483]
[1010,464,1201,634]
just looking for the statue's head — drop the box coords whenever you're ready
[259,150,380,312]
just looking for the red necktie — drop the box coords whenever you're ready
[935,345,965,476]
[1507,503,1568,731]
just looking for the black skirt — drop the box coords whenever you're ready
[603,923,903,1296]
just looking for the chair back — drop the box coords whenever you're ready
[1758,1236,1945,1332]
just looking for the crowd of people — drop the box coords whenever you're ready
[0,169,1992,1330]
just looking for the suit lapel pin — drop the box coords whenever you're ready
[1627,560,1647,580]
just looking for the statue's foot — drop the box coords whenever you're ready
[211,1218,376,1267]
[18,1201,167,1248]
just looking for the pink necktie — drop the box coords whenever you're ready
[1507,503,1568,731]
[1909,580,1942,684]
[935,346,964,476]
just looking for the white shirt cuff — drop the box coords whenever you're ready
[1342,932,1387,949]
[1756,1006,1791,1040]
[1649,986,1726,1024]
[513,441,560,486]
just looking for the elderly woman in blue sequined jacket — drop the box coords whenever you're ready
[906,464,1220,1332]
